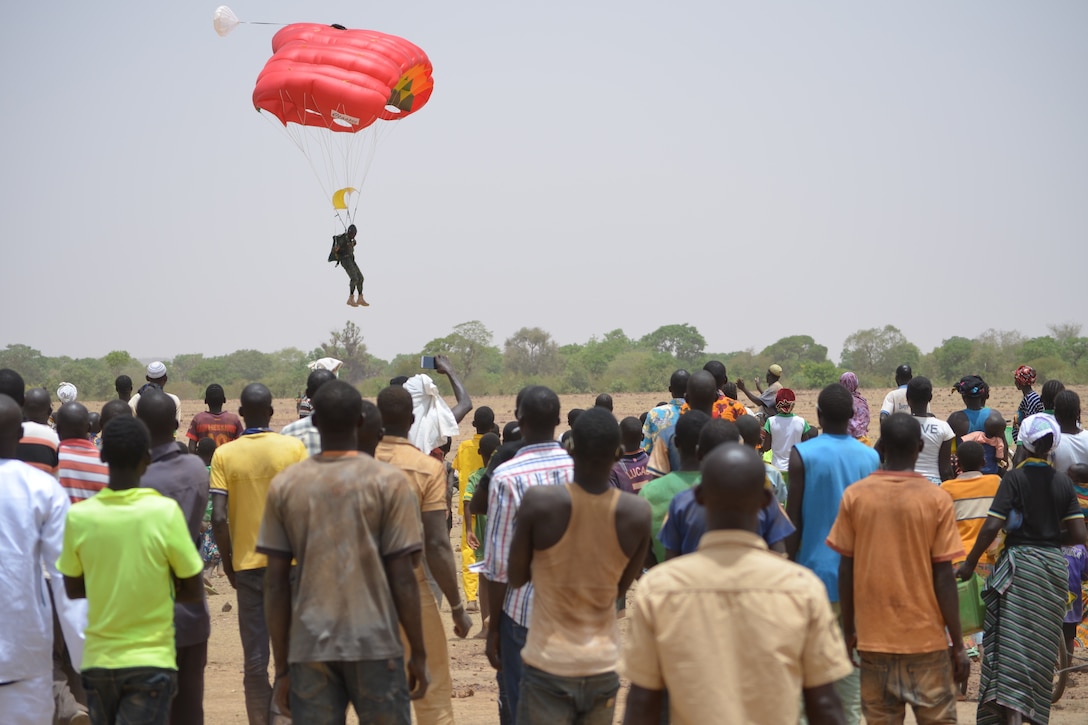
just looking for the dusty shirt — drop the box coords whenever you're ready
[257,453,423,663]
[826,470,964,654]
[622,530,852,725]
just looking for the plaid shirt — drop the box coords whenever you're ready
[281,417,320,457]
[483,441,574,627]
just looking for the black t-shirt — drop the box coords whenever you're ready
[990,463,1083,548]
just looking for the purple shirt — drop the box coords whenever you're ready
[1062,544,1088,624]
[141,442,210,646]
[609,450,650,493]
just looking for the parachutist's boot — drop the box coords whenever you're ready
[347,294,358,307]
[357,293,370,307]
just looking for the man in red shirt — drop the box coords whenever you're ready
[186,384,243,452]
[56,402,109,504]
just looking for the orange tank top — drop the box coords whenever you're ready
[520,484,630,677]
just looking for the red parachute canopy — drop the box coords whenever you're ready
[253,24,433,133]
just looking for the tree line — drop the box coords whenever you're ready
[2,321,1084,401]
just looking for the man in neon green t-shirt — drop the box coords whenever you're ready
[57,415,204,725]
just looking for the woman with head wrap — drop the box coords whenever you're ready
[760,388,812,478]
[839,372,870,445]
[952,375,991,433]
[956,414,1087,724]
[1011,366,1042,444]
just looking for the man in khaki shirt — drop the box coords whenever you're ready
[622,443,852,725]
[375,385,472,725]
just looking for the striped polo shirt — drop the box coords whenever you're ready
[59,438,110,503]
[18,421,59,476]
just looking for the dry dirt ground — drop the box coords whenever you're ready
[106,386,1088,722]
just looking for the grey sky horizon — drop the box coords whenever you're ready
[1,1,1084,366]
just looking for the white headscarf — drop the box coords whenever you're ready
[57,382,78,404]
[403,374,458,453]
[1018,413,1061,454]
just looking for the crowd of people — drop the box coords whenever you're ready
[1,355,1086,725]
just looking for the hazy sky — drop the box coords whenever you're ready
[2,2,1084,364]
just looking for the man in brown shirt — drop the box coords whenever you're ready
[259,381,427,724]
[375,385,472,725]
[509,408,651,724]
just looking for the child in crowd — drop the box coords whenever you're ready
[610,417,650,493]
[1069,463,1088,517]
[962,411,1009,476]
[761,389,811,482]
[464,432,500,636]
[947,411,969,475]
[1061,541,1088,656]
[196,438,221,578]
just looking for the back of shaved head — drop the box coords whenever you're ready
[686,370,719,412]
[0,369,25,406]
[55,402,90,441]
[306,369,337,398]
[312,381,363,434]
[880,413,922,457]
[703,360,727,388]
[136,391,179,439]
[518,386,561,431]
[240,383,273,408]
[700,443,768,516]
[669,369,690,397]
[697,419,740,459]
[0,394,23,455]
[571,407,621,463]
[100,399,133,430]
[376,385,414,429]
[23,388,52,422]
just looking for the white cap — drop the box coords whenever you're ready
[57,382,78,404]
[146,361,167,379]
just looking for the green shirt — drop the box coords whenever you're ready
[57,487,203,670]
[639,471,701,565]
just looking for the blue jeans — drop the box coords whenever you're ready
[499,611,528,724]
[235,568,271,725]
[515,665,619,725]
[82,667,176,725]
[290,659,410,725]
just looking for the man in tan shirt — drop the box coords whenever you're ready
[375,386,472,725]
[622,443,852,725]
[508,408,651,724]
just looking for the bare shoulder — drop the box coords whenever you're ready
[522,483,571,511]
[617,490,652,523]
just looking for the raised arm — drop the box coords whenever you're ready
[434,355,472,423]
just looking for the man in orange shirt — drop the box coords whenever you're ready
[827,414,969,724]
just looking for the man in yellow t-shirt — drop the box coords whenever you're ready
[57,415,204,725]
[452,406,494,609]
[210,383,307,725]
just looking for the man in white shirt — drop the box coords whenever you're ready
[0,394,75,724]
[127,361,181,427]
[880,364,915,420]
